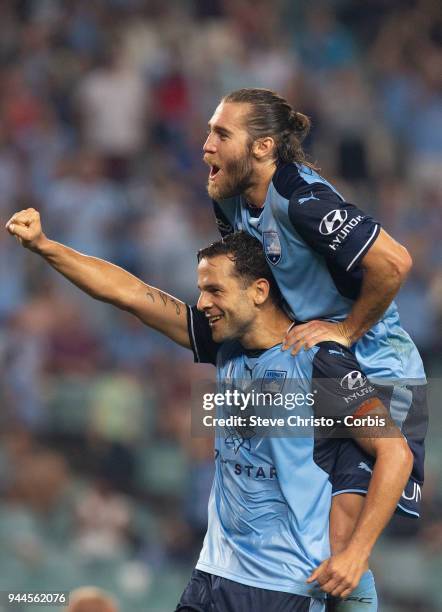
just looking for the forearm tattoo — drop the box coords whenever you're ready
[145,289,182,316]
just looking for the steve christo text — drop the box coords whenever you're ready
[201,413,387,429]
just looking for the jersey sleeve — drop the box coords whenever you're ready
[311,341,383,419]
[288,194,380,272]
[186,305,221,365]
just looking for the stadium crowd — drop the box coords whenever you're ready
[0,1,440,610]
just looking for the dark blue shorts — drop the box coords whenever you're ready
[176,569,326,612]
[331,439,422,517]
[331,382,427,518]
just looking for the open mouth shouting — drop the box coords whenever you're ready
[209,165,222,181]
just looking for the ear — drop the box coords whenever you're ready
[252,278,271,305]
[252,137,275,160]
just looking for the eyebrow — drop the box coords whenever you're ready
[197,283,223,291]
[208,122,233,137]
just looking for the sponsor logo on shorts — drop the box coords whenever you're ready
[402,481,422,503]
[358,461,373,474]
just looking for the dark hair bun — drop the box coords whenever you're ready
[289,111,310,141]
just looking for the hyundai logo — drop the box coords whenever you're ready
[340,370,367,390]
[319,209,348,235]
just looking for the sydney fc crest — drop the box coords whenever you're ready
[262,370,287,394]
[263,231,282,265]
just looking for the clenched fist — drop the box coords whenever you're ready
[5,208,47,252]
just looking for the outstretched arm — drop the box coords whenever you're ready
[6,208,191,348]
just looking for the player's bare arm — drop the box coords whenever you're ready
[343,229,413,342]
[307,401,413,598]
[6,208,191,348]
[284,229,412,354]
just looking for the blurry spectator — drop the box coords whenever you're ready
[44,300,103,375]
[88,370,146,445]
[66,586,119,612]
[0,282,64,426]
[139,177,203,301]
[217,37,296,98]
[150,51,191,146]
[19,22,54,93]
[294,4,358,74]
[43,150,125,260]
[0,426,35,494]
[314,66,389,181]
[103,311,158,373]
[0,120,23,218]
[20,104,74,201]
[1,67,45,144]
[0,218,27,319]
[371,1,442,191]
[76,44,147,181]
[64,3,106,57]
[73,481,132,561]
[13,449,69,515]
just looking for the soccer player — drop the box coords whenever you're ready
[204,88,427,608]
[7,211,412,611]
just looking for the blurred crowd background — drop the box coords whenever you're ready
[0,1,441,611]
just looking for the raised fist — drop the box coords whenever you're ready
[6,208,46,252]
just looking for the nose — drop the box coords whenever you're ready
[203,133,217,154]
[197,291,212,312]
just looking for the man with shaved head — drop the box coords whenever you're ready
[66,587,119,612]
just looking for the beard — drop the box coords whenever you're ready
[207,146,255,200]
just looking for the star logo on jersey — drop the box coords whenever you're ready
[224,427,254,454]
[319,209,348,235]
[263,231,282,265]
[340,370,367,390]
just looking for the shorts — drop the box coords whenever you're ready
[176,569,326,612]
[331,439,422,517]
[331,382,427,518]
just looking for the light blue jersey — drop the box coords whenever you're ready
[199,343,327,597]
[212,162,426,383]
[187,306,382,597]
